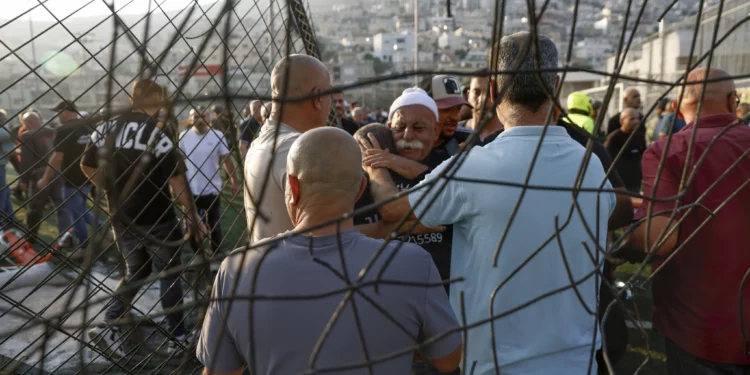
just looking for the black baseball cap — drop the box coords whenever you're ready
[51,100,78,113]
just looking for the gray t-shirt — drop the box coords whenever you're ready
[197,229,461,375]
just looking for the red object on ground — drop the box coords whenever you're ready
[0,230,51,266]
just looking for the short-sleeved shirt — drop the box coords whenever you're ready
[54,121,92,187]
[243,120,300,243]
[81,111,182,226]
[197,230,461,375]
[409,126,615,374]
[635,114,750,364]
[605,129,646,191]
[354,150,454,291]
[657,112,686,137]
[179,128,230,197]
[239,117,261,144]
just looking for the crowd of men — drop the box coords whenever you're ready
[1,29,750,375]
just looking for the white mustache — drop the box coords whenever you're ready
[396,139,424,150]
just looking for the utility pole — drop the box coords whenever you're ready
[413,0,418,85]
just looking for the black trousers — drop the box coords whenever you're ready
[195,194,222,254]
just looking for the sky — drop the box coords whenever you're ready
[1,0,220,21]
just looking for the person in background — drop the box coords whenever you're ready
[240,105,250,121]
[239,100,263,158]
[350,100,360,110]
[462,72,504,144]
[648,98,670,142]
[244,54,331,243]
[605,108,647,193]
[562,92,595,134]
[179,108,239,256]
[197,127,462,375]
[419,75,472,156]
[657,100,687,139]
[0,109,18,228]
[351,107,369,127]
[83,79,206,357]
[210,104,237,156]
[332,91,359,135]
[37,100,103,248]
[736,102,750,124]
[607,88,644,135]
[364,32,614,374]
[19,111,73,244]
[260,102,270,123]
[591,100,603,123]
[618,68,750,375]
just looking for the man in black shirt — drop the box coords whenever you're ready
[239,100,263,158]
[607,87,645,136]
[82,79,207,358]
[37,100,102,248]
[419,75,471,156]
[332,91,360,135]
[19,111,73,243]
[605,108,647,193]
[354,89,454,293]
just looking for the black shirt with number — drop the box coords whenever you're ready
[54,121,93,187]
[81,111,184,226]
[605,129,646,192]
[354,150,454,293]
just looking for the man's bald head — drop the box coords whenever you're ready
[22,112,41,129]
[678,68,737,124]
[271,54,330,100]
[623,88,641,109]
[619,107,640,132]
[286,127,365,224]
[269,54,332,131]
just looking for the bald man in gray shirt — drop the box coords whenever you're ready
[197,127,462,375]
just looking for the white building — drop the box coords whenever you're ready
[373,31,414,63]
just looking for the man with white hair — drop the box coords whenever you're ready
[351,106,369,127]
[244,54,332,243]
[18,110,73,243]
[362,32,615,374]
[354,88,455,306]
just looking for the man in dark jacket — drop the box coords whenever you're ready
[18,111,72,242]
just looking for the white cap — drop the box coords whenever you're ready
[388,88,439,123]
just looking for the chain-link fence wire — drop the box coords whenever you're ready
[0,0,749,373]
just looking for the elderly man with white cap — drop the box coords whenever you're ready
[355,90,457,373]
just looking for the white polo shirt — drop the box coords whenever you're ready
[243,120,300,243]
[179,127,230,197]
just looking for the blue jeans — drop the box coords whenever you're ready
[62,185,103,247]
[0,166,17,229]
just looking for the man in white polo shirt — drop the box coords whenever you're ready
[362,32,615,374]
[179,108,239,255]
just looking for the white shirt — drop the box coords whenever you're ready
[409,126,615,375]
[179,127,230,197]
[243,120,300,243]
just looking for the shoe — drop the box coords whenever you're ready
[88,326,126,359]
[167,330,199,354]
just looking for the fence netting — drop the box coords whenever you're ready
[0,0,749,374]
